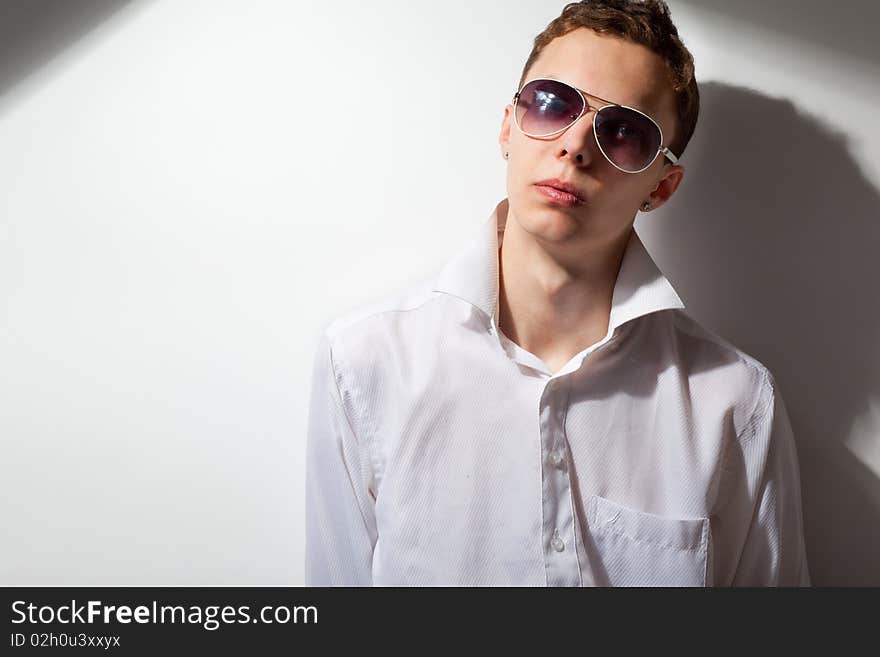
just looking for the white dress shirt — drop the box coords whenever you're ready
[305,197,810,587]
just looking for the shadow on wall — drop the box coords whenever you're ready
[645,81,880,586]
[0,0,138,102]
[677,0,880,69]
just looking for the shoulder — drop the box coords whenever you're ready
[318,267,448,371]
[325,269,439,337]
[665,309,772,379]
[660,309,777,435]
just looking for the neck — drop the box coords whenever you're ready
[496,207,632,370]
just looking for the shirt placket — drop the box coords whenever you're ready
[490,303,586,586]
[538,373,582,586]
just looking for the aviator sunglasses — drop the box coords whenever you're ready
[513,77,679,174]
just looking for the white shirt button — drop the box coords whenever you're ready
[548,449,565,468]
[552,536,565,552]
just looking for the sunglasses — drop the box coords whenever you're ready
[513,77,679,174]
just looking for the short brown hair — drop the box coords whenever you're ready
[517,0,699,159]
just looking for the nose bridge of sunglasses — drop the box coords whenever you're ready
[553,94,597,132]
[566,101,604,144]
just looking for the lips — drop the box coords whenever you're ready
[534,178,586,202]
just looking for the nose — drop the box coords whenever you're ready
[557,105,600,164]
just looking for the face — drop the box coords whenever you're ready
[499,28,686,247]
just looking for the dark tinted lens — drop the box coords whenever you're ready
[594,105,662,172]
[515,79,584,136]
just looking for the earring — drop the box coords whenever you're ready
[505,152,509,159]
[641,201,652,211]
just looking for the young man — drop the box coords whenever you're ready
[305,0,810,586]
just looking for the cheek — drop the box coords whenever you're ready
[507,155,529,184]
[506,165,527,198]
[607,180,652,210]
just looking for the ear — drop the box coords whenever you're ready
[645,163,685,211]
[498,104,513,158]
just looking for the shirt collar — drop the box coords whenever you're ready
[432,197,685,335]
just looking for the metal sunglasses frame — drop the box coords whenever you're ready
[513,76,680,174]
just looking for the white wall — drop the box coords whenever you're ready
[1,0,877,585]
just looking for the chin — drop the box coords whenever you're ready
[521,207,584,242]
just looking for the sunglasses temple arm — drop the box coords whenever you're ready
[661,146,679,164]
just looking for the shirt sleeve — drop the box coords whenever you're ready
[304,330,378,586]
[731,374,810,586]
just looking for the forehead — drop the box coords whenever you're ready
[529,27,675,120]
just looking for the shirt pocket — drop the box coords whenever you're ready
[586,495,711,587]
